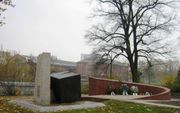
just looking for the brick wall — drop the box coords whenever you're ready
[89,77,121,95]
[89,77,171,100]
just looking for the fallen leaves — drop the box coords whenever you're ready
[0,97,36,113]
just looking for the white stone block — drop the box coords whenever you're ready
[34,52,50,105]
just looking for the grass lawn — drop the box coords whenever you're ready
[0,96,180,113]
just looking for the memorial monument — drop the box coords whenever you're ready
[34,52,51,105]
[10,52,105,112]
[51,72,81,103]
[34,52,81,105]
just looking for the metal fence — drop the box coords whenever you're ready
[0,82,34,96]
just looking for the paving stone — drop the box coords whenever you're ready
[9,99,105,112]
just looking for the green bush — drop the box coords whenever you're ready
[172,76,180,92]
[0,82,16,96]
[81,84,88,94]
[161,75,174,89]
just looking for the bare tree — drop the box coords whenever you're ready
[86,0,178,82]
[94,51,115,77]
[0,0,13,26]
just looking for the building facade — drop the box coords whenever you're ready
[77,54,129,81]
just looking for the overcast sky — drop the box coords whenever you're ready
[0,0,94,61]
[0,0,180,62]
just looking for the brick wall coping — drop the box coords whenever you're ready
[89,77,171,100]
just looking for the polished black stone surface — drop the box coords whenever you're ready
[50,72,81,103]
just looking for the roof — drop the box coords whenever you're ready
[79,54,128,67]
[52,59,76,67]
[24,55,77,67]
[78,59,128,67]
[51,71,80,79]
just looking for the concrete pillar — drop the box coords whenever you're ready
[34,52,50,105]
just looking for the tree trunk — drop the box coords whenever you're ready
[110,57,113,77]
[131,68,140,82]
[110,62,112,77]
[129,60,140,82]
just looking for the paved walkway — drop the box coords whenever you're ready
[9,95,180,112]
[9,99,105,112]
[84,95,180,109]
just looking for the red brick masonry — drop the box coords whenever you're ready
[89,77,171,100]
